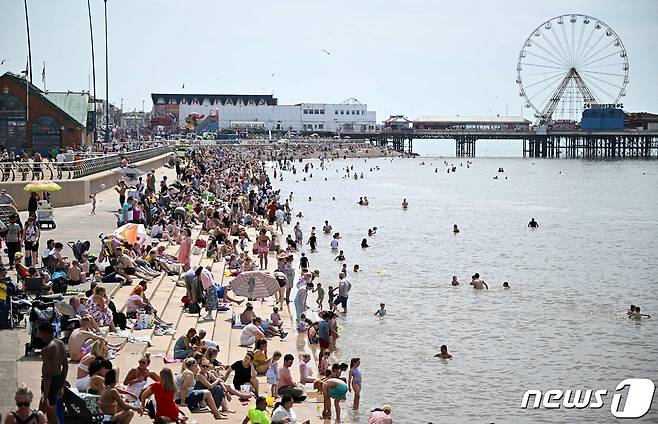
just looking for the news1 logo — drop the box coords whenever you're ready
[521,379,656,418]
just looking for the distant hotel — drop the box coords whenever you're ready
[150,93,377,133]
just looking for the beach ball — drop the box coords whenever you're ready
[225,271,231,277]
[266,396,275,407]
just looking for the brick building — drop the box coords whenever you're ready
[0,72,93,155]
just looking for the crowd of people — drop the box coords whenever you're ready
[1,144,395,424]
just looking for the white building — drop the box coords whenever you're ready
[151,94,376,133]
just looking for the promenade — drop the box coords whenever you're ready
[1,160,335,423]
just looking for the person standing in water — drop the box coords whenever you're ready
[451,276,460,286]
[453,224,460,233]
[401,198,408,209]
[374,303,386,316]
[470,273,488,290]
[528,218,539,228]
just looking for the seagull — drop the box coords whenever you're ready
[271,73,276,77]
[321,49,331,55]
[181,83,185,89]
[0,59,7,65]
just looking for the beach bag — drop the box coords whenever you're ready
[113,311,127,330]
[188,302,201,315]
[195,239,207,249]
[180,295,191,307]
[135,313,154,329]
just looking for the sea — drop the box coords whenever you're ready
[273,139,658,423]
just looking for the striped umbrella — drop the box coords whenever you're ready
[229,271,279,299]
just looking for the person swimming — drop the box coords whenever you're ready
[434,344,452,359]
[451,276,459,286]
[453,224,460,233]
[361,238,369,248]
[503,282,510,288]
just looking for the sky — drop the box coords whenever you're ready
[1,0,657,122]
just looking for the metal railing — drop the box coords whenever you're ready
[0,145,173,182]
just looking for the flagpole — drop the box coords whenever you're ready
[42,61,46,91]
[23,0,33,83]
[87,0,98,144]
[104,0,110,143]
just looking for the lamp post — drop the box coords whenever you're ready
[104,0,110,142]
[86,0,97,143]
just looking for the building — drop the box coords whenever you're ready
[625,112,658,130]
[0,72,93,154]
[413,115,530,131]
[150,93,377,134]
[383,115,412,131]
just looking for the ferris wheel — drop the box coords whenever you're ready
[516,14,629,123]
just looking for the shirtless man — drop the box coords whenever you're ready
[99,369,143,424]
[434,344,453,359]
[323,220,332,234]
[38,322,68,424]
[67,317,125,361]
[470,273,488,290]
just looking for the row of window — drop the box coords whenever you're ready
[335,110,365,115]
[303,123,324,130]
[302,109,367,116]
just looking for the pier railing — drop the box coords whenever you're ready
[0,145,173,182]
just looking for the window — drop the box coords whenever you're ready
[335,110,338,115]
[314,109,319,114]
[303,109,308,114]
[340,110,344,115]
[356,110,360,115]
[351,110,355,115]
[320,110,325,114]
[318,124,324,129]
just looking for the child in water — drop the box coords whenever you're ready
[328,286,336,308]
[348,357,362,409]
[315,283,325,309]
[374,303,386,316]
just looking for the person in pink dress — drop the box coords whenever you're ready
[177,229,192,271]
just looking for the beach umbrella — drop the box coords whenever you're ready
[23,180,62,192]
[229,271,279,298]
[113,223,147,244]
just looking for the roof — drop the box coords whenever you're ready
[384,115,412,123]
[0,72,85,128]
[44,92,92,127]
[413,115,530,124]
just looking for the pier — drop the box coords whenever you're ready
[341,129,658,158]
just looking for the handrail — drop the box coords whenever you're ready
[0,145,173,182]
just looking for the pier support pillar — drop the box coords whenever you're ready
[455,137,476,157]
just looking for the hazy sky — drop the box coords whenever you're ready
[1,0,656,121]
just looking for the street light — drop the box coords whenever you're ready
[104,0,110,142]
[86,0,97,143]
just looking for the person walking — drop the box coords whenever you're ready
[4,214,22,269]
[23,216,40,267]
[37,322,68,424]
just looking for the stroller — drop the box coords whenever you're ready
[67,240,98,274]
[25,298,59,355]
[0,279,31,329]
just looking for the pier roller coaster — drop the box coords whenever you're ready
[516,14,629,124]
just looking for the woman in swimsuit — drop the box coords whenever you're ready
[348,357,362,409]
[98,369,143,424]
[77,340,108,379]
[5,385,46,424]
[256,229,270,270]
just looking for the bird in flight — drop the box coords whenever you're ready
[0,59,6,65]
[271,73,276,77]
[321,49,331,55]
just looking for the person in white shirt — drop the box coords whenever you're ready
[271,395,311,424]
[55,152,66,162]
[239,317,265,347]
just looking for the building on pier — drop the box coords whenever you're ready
[150,93,377,134]
[412,115,530,131]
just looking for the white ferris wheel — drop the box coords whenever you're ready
[516,14,629,123]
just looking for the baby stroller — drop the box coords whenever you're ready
[0,279,31,329]
[67,240,98,274]
[24,298,60,356]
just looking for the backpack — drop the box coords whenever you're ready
[188,302,201,315]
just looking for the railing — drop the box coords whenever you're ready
[0,145,173,182]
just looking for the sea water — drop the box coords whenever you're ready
[274,148,658,423]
